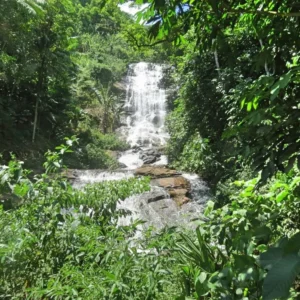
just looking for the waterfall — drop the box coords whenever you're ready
[117,62,169,169]
[123,62,169,148]
[71,62,210,231]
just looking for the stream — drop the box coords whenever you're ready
[72,62,211,230]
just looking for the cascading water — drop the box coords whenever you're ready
[71,62,211,230]
[118,62,168,169]
[124,62,168,147]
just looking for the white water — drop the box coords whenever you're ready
[118,1,148,16]
[117,62,169,169]
[122,62,169,148]
[72,170,134,189]
[182,173,211,204]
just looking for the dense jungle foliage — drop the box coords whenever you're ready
[0,0,168,169]
[1,0,300,299]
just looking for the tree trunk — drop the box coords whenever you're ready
[212,39,221,77]
[259,39,270,76]
[32,54,46,143]
[32,97,39,143]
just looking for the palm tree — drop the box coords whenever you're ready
[92,84,124,133]
[17,0,45,15]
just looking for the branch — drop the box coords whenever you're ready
[219,2,300,17]
[124,30,171,47]
[224,9,300,18]
[259,39,270,76]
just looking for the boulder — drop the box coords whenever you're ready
[142,186,170,203]
[152,176,190,190]
[169,189,191,206]
[118,162,127,168]
[142,155,157,164]
[62,169,77,180]
[152,115,161,125]
[134,166,191,207]
[147,149,160,157]
[139,149,161,164]
[134,166,181,178]
[132,145,142,153]
[152,177,191,206]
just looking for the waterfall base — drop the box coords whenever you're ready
[70,166,210,231]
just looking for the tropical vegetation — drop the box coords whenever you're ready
[1,0,300,299]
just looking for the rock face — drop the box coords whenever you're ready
[135,166,190,207]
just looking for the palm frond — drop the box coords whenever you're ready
[16,0,45,15]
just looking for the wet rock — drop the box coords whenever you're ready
[132,145,142,153]
[124,106,135,114]
[134,166,190,206]
[156,145,166,153]
[118,162,127,168]
[113,81,127,92]
[153,176,190,190]
[152,177,191,206]
[143,149,160,157]
[152,115,161,125]
[134,166,181,178]
[142,155,157,164]
[138,149,161,164]
[169,189,190,206]
[141,186,170,203]
[63,169,77,180]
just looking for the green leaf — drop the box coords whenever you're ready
[247,102,252,112]
[204,200,214,216]
[284,232,300,254]
[195,273,209,296]
[236,288,243,295]
[270,71,292,101]
[199,272,207,283]
[53,161,61,168]
[270,83,280,100]
[262,254,300,300]
[14,184,29,197]
[259,248,283,270]
[275,190,289,202]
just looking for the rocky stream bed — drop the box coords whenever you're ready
[68,164,210,230]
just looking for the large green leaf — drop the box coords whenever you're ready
[259,248,283,270]
[262,254,300,300]
[260,234,300,300]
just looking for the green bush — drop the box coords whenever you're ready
[2,140,300,300]
[174,168,300,299]
[65,130,129,169]
[84,144,118,169]
[0,142,182,299]
[90,131,129,151]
